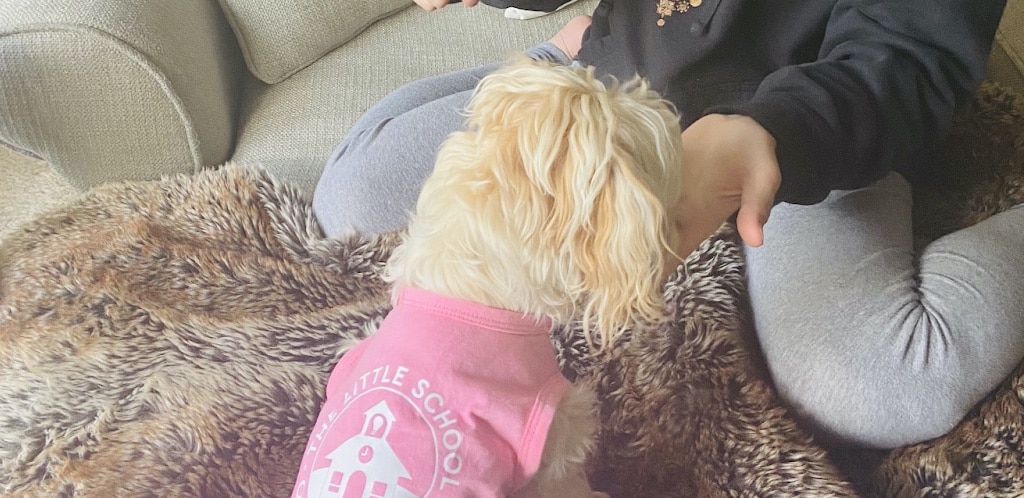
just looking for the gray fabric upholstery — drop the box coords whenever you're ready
[217,0,412,84]
[230,2,596,195]
[0,0,243,190]
[989,0,1024,93]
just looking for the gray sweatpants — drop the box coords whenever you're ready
[311,44,1024,449]
[750,175,1024,448]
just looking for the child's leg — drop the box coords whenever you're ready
[746,172,1024,449]
[313,43,571,238]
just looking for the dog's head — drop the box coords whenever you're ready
[388,58,683,349]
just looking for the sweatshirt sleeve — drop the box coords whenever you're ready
[712,0,1006,205]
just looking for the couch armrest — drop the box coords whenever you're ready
[988,0,1024,93]
[0,0,244,190]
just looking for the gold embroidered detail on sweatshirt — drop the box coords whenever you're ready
[657,0,702,26]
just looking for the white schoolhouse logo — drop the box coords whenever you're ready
[293,365,467,498]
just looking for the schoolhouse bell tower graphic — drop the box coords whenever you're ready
[308,400,419,498]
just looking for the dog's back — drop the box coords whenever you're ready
[297,57,685,497]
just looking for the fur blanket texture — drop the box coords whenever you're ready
[1,82,1022,497]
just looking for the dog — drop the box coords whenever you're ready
[292,57,684,498]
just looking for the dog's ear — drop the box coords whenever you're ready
[468,58,684,349]
[560,144,677,350]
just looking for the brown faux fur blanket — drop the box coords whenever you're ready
[1,82,1022,497]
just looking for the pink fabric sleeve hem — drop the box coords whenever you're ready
[513,374,574,490]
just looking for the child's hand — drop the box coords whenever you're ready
[413,0,479,11]
[673,114,781,255]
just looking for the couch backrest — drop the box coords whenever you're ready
[217,0,412,84]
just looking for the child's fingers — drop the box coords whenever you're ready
[737,160,780,247]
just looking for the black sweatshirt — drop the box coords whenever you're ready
[577,0,1006,204]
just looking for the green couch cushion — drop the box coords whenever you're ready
[218,0,411,84]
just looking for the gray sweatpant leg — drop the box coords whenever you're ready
[747,172,1024,449]
[312,43,571,238]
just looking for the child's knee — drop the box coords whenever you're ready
[772,353,972,449]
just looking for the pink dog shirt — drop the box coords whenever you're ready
[292,288,572,498]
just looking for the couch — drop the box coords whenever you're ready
[0,0,595,195]
[1,0,1022,196]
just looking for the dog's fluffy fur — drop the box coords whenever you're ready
[382,58,683,496]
